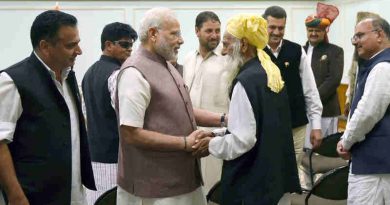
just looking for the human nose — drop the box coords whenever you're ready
[178,35,184,45]
[76,45,82,55]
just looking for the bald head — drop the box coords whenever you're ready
[353,18,390,60]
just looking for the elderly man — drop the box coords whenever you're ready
[0,10,95,205]
[337,17,390,205]
[183,10,234,192]
[195,14,300,205]
[82,22,137,204]
[115,7,221,205]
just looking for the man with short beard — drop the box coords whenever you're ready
[183,10,235,192]
[262,6,323,190]
[115,7,222,205]
[194,14,301,205]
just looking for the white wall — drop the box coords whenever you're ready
[0,1,319,82]
[0,0,387,84]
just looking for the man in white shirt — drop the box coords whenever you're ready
[183,11,233,192]
[337,17,390,205]
[115,8,222,205]
[0,10,95,205]
[262,6,323,189]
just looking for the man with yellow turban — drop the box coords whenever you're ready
[193,13,301,205]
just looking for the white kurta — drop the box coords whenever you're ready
[183,48,236,192]
[340,50,390,204]
[209,82,291,205]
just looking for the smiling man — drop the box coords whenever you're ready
[115,7,224,205]
[303,3,344,142]
[262,6,323,190]
[337,17,390,205]
[183,11,235,192]
[81,22,137,205]
[0,10,95,205]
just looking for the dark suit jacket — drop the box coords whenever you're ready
[304,42,344,117]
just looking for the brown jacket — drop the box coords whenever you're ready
[117,47,202,198]
[304,42,344,117]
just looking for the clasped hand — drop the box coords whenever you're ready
[186,130,214,158]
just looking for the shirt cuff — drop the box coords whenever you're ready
[310,117,322,130]
[208,136,224,159]
[119,119,144,128]
[341,133,353,151]
[0,122,16,143]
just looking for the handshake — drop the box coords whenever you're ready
[184,130,215,158]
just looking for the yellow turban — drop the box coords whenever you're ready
[226,14,284,93]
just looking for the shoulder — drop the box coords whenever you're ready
[326,43,343,52]
[237,59,266,83]
[283,39,301,49]
[183,51,197,64]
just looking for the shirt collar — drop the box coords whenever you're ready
[267,39,283,56]
[196,47,222,59]
[33,51,71,81]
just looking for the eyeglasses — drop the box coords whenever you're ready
[113,40,133,49]
[351,29,380,43]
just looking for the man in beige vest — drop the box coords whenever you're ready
[115,7,222,205]
[183,11,236,192]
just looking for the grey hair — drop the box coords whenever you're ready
[231,37,244,67]
[138,7,176,43]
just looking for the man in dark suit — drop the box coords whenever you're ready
[303,3,344,138]
[0,10,95,205]
[301,3,344,189]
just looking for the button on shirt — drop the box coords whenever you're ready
[0,52,86,205]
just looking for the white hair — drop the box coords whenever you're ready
[138,7,176,43]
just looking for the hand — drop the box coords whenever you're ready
[310,129,322,150]
[337,140,351,160]
[192,137,212,158]
[185,130,207,152]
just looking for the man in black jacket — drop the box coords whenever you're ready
[194,13,300,205]
[0,10,95,205]
[82,22,137,205]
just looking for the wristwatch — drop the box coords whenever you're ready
[220,113,226,127]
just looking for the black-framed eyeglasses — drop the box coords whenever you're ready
[113,40,133,49]
[351,29,380,43]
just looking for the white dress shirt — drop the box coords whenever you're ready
[0,52,86,205]
[267,40,322,130]
[341,59,390,150]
